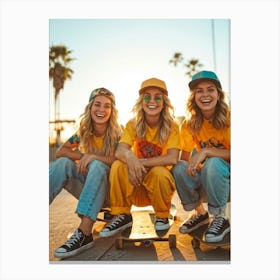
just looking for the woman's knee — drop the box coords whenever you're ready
[88,159,109,172]
[172,160,187,178]
[147,167,175,191]
[148,166,170,178]
[110,160,126,174]
[51,157,75,171]
[55,156,73,166]
[202,157,229,177]
[109,160,128,183]
[201,158,230,196]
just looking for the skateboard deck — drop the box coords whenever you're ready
[188,223,230,249]
[115,204,177,249]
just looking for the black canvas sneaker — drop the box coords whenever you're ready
[99,214,132,237]
[205,216,230,242]
[179,212,209,234]
[54,228,94,259]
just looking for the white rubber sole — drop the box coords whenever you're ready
[205,227,230,243]
[54,241,94,259]
[99,221,133,237]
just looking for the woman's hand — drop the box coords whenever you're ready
[76,154,94,174]
[126,153,147,187]
[186,150,207,177]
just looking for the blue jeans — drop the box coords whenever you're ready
[172,158,230,215]
[49,157,110,221]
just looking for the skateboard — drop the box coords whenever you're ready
[188,223,230,249]
[115,204,177,249]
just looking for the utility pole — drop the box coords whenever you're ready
[211,19,217,72]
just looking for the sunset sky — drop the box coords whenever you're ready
[49,19,230,133]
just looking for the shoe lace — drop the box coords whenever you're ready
[107,214,126,229]
[64,229,83,248]
[208,216,225,234]
[187,213,202,225]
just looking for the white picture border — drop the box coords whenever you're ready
[0,0,279,279]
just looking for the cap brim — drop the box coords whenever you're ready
[139,86,168,95]
[189,78,222,89]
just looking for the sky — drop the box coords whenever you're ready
[49,19,230,139]
[1,1,279,279]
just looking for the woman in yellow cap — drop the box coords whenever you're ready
[100,78,180,237]
[49,88,121,258]
[172,70,230,243]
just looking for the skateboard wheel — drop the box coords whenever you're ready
[191,238,200,249]
[115,238,124,250]
[168,234,176,248]
[143,240,152,247]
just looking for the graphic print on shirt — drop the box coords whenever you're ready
[198,137,225,149]
[68,134,80,149]
[137,140,162,158]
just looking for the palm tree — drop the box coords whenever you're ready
[169,53,203,79]
[169,52,184,67]
[49,45,74,146]
[184,58,203,79]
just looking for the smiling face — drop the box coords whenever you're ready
[90,95,112,125]
[194,80,219,118]
[142,87,164,117]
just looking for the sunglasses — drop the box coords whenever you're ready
[89,88,114,102]
[143,95,163,103]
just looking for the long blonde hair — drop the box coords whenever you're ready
[132,91,176,144]
[186,86,230,133]
[77,89,121,156]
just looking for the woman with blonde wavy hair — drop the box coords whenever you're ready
[100,77,180,237]
[172,70,231,243]
[49,88,121,259]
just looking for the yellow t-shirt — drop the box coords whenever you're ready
[120,119,180,158]
[180,119,230,153]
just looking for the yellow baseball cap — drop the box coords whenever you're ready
[139,77,168,95]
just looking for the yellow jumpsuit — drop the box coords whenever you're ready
[109,120,180,218]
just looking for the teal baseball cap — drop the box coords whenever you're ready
[189,70,222,89]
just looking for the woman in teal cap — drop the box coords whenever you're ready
[172,70,230,242]
[49,88,121,258]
